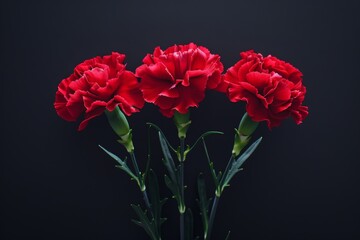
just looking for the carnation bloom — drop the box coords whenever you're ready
[136,43,224,117]
[54,52,144,130]
[223,50,308,128]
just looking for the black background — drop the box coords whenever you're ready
[1,0,360,239]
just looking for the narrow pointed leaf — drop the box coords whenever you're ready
[131,204,157,240]
[159,132,177,183]
[188,131,224,152]
[99,145,138,181]
[197,174,209,238]
[99,145,125,165]
[147,122,176,152]
[114,165,138,182]
[222,137,262,190]
[202,139,219,187]
[160,218,167,224]
[148,169,166,234]
[164,174,183,212]
[184,208,194,240]
[225,231,231,240]
[144,124,153,181]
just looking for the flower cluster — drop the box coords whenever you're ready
[55,43,308,129]
[54,43,309,240]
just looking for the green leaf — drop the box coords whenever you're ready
[217,155,235,196]
[202,139,220,188]
[188,131,224,153]
[164,174,184,213]
[144,124,153,181]
[98,145,138,182]
[147,122,176,152]
[197,174,210,239]
[224,231,231,240]
[131,204,158,240]
[221,137,262,192]
[148,169,167,235]
[184,208,194,240]
[159,132,177,183]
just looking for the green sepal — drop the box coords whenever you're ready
[238,112,258,136]
[116,129,134,153]
[105,106,130,137]
[232,113,259,156]
[105,106,134,152]
[173,111,191,139]
[232,128,250,157]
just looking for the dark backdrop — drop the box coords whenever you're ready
[1,0,360,239]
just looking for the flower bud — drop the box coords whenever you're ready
[238,113,259,136]
[105,106,134,152]
[232,112,259,156]
[173,111,191,139]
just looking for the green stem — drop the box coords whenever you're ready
[142,190,151,212]
[179,137,185,240]
[217,154,235,197]
[129,151,142,187]
[130,152,152,215]
[180,211,184,240]
[206,195,220,240]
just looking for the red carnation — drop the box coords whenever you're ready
[223,50,308,128]
[54,52,144,130]
[135,43,224,117]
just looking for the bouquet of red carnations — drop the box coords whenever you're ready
[54,43,308,240]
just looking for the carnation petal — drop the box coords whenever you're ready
[238,61,256,81]
[84,67,109,87]
[69,76,89,92]
[273,81,292,101]
[206,70,222,90]
[65,91,86,119]
[155,95,176,110]
[116,71,145,109]
[190,48,207,70]
[271,101,292,113]
[291,105,309,124]
[173,81,206,113]
[83,98,107,113]
[78,106,105,131]
[246,72,271,89]
[244,95,269,123]
[54,91,77,121]
[141,76,173,103]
